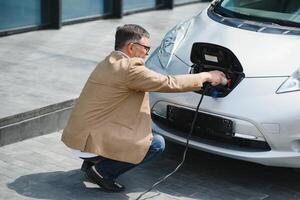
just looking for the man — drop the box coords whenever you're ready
[61,24,225,192]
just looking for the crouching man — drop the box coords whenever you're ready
[61,24,225,192]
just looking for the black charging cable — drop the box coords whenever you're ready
[135,85,210,200]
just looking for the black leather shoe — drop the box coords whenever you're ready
[86,167,125,192]
[81,160,94,172]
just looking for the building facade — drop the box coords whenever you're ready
[0,0,203,36]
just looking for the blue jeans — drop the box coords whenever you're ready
[82,134,165,180]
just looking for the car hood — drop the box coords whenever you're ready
[176,8,300,77]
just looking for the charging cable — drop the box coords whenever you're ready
[135,85,210,200]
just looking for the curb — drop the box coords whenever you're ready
[0,99,76,146]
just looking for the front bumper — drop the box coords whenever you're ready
[152,121,300,168]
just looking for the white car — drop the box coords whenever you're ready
[146,0,300,168]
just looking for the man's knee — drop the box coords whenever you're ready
[152,134,165,153]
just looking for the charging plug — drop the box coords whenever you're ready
[202,77,228,98]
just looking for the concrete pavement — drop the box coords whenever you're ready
[1,131,300,200]
[0,2,210,146]
[0,3,209,119]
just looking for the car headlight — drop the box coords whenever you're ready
[157,18,193,68]
[277,69,300,93]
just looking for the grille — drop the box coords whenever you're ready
[152,113,271,152]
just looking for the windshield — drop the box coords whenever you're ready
[216,0,300,27]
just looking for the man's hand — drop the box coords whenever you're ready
[206,70,226,86]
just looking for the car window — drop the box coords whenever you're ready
[216,0,300,27]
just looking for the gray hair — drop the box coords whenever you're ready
[114,24,150,50]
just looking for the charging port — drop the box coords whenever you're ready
[190,43,245,97]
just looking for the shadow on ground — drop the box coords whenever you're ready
[7,169,132,200]
[7,142,300,200]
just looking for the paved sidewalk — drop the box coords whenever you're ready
[1,132,300,200]
[0,2,211,147]
[0,3,209,120]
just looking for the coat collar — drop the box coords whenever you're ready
[113,50,129,59]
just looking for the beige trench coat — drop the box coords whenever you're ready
[61,51,210,164]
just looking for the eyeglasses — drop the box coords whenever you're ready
[132,42,151,54]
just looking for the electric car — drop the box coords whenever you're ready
[146,0,300,168]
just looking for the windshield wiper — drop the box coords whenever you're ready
[242,15,300,29]
[213,3,300,29]
[212,1,246,19]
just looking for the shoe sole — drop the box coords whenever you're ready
[85,169,124,192]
